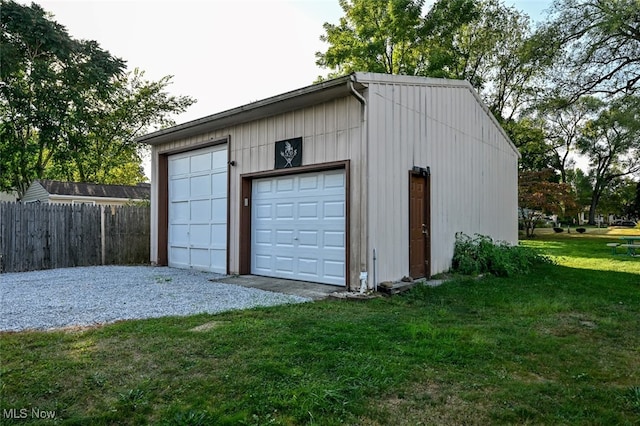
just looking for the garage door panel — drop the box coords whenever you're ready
[170,157,190,175]
[276,230,294,246]
[276,203,294,219]
[324,171,345,188]
[211,173,226,195]
[190,200,211,222]
[211,150,227,169]
[211,198,227,222]
[210,250,226,271]
[299,175,319,190]
[255,203,271,219]
[324,231,344,248]
[190,224,210,245]
[276,178,294,192]
[251,170,345,286]
[170,178,189,199]
[254,229,272,245]
[190,249,210,269]
[255,180,272,194]
[168,144,227,274]
[275,256,294,273]
[298,202,318,219]
[298,258,318,275]
[190,152,211,173]
[170,224,189,245]
[298,231,318,248]
[324,260,346,279]
[170,202,189,222]
[324,201,345,218]
[171,247,189,265]
[211,225,227,248]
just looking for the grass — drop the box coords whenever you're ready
[1,234,639,425]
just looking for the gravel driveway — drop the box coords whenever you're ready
[0,266,311,332]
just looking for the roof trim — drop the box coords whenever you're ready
[137,72,519,159]
[36,179,150,199]
[136,74,361,146]
[352,73,521,158]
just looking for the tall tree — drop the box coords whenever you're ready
[578,96,640,224]
[0,1,195,197]
[541,0,640,101]
[46,69,195,184]
[317,0,555,124]
[535,96,603,183]
[0,0,126,196]
[316,0,428,78]
[629,181,640,219]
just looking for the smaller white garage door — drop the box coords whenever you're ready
[168,144,227,274]
[251,170,346,286]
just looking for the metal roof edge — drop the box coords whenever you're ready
[352,73,521,159]
[136,74,358,146]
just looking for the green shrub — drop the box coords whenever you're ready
[451,233,553,277]
[553,227,564,233]
[576,227,586,233]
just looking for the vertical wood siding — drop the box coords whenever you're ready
[366,81,519,281]
[151,97,364,286]
[0,203,150,273]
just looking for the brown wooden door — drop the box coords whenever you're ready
[409,173,431,278]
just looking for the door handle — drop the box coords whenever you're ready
[422,224,429,236]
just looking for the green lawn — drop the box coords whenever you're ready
[1,234,639,425]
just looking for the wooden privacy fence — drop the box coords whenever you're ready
[0,202,150,273]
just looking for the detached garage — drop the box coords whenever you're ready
[137,73,519,291]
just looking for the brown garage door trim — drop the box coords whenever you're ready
[239,160,350,288]
[157,136,230,271]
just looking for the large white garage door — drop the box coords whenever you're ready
[251,170,346,286]
[168,144,227,273]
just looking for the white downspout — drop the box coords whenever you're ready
[349,75,370,291]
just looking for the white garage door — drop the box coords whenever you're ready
[251,170,346,286]
[168,144,227,273]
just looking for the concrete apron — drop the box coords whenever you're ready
[213,275,342,301]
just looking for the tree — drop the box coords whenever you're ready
[596,177,638,218]
[541,0,640,101]
[503,117,555,171]
[414,0,479,79]
[0,0,126,197]
[578,96,640,224]
[316,0,555,124]
[423,0,555,121]
[519,169,577,237]
[534,96,602,183]
[629,181,640,219]
[44,69,195,184]
[567,167,593,219]
[316,0,428,78]
[0,1,195,197]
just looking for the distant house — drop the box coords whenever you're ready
[0,191,18,202]
[21,180,150,206]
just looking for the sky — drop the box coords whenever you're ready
[22,0,556,126]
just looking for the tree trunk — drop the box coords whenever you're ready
[588,193,602,225]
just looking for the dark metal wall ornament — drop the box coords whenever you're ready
[275,137,302,169]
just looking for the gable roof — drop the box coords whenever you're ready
[136,72,517,158]
[37,180,150,200]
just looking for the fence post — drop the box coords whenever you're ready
[101,205,106,265]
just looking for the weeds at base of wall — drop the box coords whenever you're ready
[451,232,553,277]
